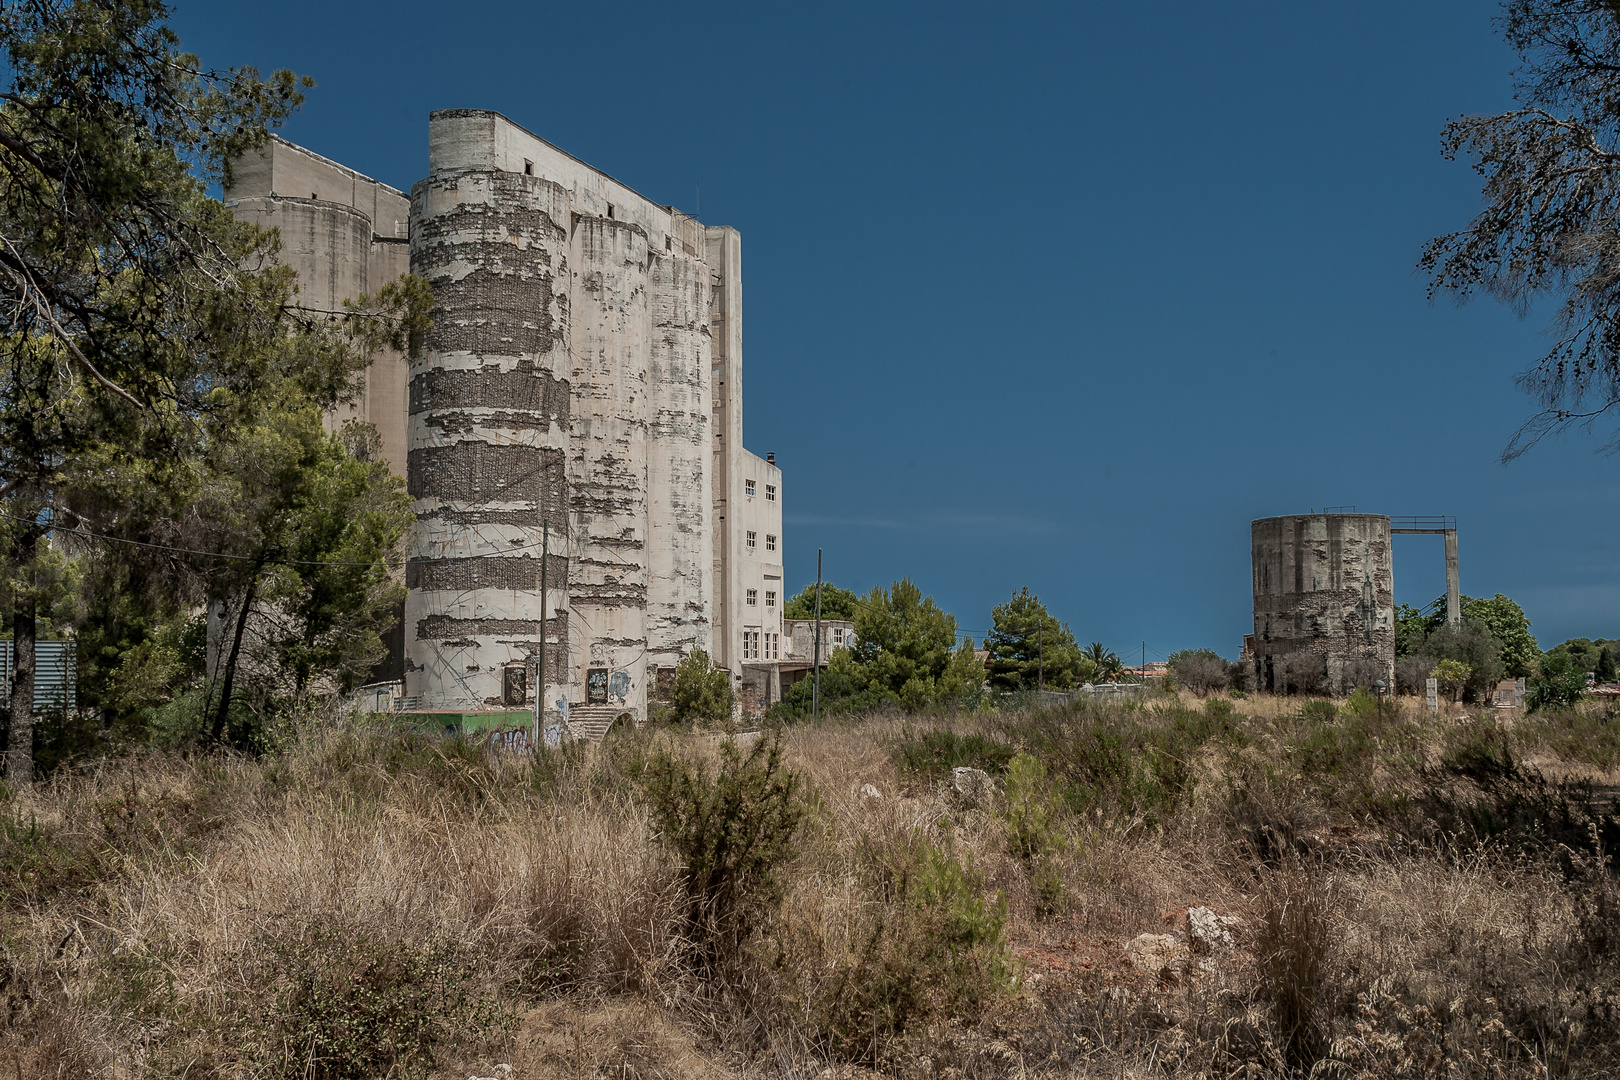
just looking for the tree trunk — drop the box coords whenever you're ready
[6,586,34,786]
[210,575,258,745]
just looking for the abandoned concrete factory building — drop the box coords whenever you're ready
[1248,511,1459,695]
[227,110,786,731]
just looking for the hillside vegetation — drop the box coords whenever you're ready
[2,692,1618,1078]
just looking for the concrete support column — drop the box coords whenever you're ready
[1445,528,1460,627]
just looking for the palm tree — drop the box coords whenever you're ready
[1084,642,1123,682]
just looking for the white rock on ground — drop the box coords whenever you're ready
[859,783,883,799]
[951,766,995,805]
[1187,906,1243,951]
[1125,933,1190,979]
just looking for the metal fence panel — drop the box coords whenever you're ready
[0,640,78,710]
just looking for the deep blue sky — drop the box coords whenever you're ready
[178,0,1617,658]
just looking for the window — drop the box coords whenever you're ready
[523,159,533,176]
[746,530,756,553]
[743,630,760,659]
[766,484,776,502]
[766,632,779,660]
[746,588,757,606]
[745,479,756,497]
[607,203,615,219]
[765,534,777,552]
[765,590,776,608]
[586,667,608,705]
[832,627,844,646]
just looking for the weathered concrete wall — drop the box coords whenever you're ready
[226,137,414,479]
[646,252,714,672]
[1251,513,1395,695]
[406,165,574,709]
[567,214,650,722]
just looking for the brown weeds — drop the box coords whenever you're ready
[0,699,1615,1077]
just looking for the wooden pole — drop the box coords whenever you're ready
[812,548,823,719]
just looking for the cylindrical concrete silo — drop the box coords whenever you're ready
[645,245,714,688]
[229,196,373,310]
[565,216,651,731]
[404,167,573,711]
[1251,513,1395,695]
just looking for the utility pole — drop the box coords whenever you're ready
[534,517,548,747]
[1037,625,1043,693]
[812,548,823,719]
[1142,641,1146,684]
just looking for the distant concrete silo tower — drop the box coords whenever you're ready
[1251,513,1395,695]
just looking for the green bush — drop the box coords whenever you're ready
[1299,699,1337,725]
[1003,752,1062,860]
[1440,720,1516,781]
[671,648,734,727]
[808,831,1016,1055]
[1000,701,1230,822]
[247,926,506,1080]
[1344,686,1378,717]
[640,731,805,971]
[1003,751,1067,917]
[891,727,1017,783]
[1528,651,1587,713]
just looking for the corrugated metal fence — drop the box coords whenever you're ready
[0,641,78,710]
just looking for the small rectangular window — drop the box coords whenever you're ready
[607,203,615,219]
[765,534,776,551]
[833,628,844,645]
[746,588,757,606]
[766,484,776,502]
[745,479,756,497]
[746,530,756,553]
[765,590,776,607]
[523,159,533,176]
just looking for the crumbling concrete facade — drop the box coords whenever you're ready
[1250,513,1395,695]
[229,113,784,734]
[225,139,413,475]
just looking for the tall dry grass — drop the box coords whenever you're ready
[0,695,1616,1077]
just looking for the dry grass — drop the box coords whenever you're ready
[0,695,1617,1077]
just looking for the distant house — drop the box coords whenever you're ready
[779,618,856,694]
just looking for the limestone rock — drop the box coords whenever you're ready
[1187,906,1243,952]
[951,766,995,805]
[468,1067,514,1080]
[1125,933,1189,979]
[859,783,883,799]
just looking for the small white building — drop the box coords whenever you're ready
[779,617,857,697]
